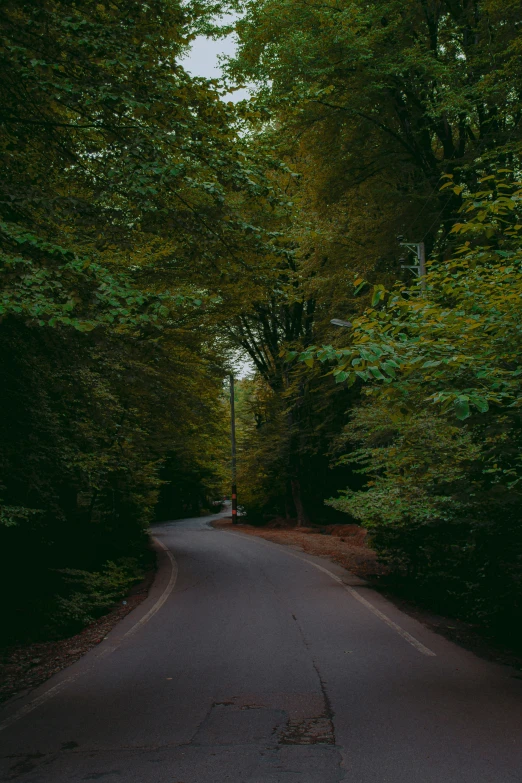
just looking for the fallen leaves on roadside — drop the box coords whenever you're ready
[212,518,386,580]
[0,570,155,704]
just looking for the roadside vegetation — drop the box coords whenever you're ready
[2,0,522,654]
[0,0,273,644]
[226,0,522,648]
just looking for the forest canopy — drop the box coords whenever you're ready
[222,0,522,633]
[0,0,277,640]
[2,0,522,643]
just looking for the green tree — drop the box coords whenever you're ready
[307,173,522,630]
[0,0,273,641]
[229,0,522,252]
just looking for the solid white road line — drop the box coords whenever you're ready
[223,530,436,657]
[0,536,178,733]
[121,537,178,641]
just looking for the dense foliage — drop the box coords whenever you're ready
[3,0,522,645]
[305,177,522,633]
[220,0,522,637]
[0,0,269,642]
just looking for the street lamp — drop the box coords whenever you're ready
[208,363,238,524]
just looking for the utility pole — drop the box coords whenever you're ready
[229,374,237,524]
[399,240,426,291]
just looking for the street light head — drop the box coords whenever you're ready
[330,318,353,328]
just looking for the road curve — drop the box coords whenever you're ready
[1,511,522,782]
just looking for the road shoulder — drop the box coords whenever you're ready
[0,536,174,715]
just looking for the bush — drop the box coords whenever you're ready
[325,175,522,640]
[53,558,144,629]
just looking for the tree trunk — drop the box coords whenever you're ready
[291,478,309,527]
[285,481,294,520]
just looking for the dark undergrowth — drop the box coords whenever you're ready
[0,529,154,647]
[374,574,522,671]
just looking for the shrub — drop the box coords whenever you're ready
[54,558,143,629]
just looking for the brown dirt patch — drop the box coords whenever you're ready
[211,517,386,580]
[0,568,156,705]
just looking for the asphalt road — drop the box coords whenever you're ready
[1,511,522,782]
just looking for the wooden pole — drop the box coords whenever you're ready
[230,374,237,524]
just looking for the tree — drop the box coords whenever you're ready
[227,0,522,258]
[303,171,522,629]
[0,0,276,641]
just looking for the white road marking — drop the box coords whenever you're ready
[0,536,178,733]
[223,530,436,657]
[343,582,436,656]
[121,537,178,640]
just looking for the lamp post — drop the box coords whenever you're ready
[229,374,237,524]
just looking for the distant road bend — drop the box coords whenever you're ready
[1,510,522,782]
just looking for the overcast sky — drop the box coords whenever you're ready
[181,16,251,103]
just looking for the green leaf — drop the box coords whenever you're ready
[470,395,489,413]
[454,398,470,420]
[381,361,396,378]
[371,286,385,307]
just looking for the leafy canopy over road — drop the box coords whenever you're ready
[2,0,522,642]
[0,0,283,641]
